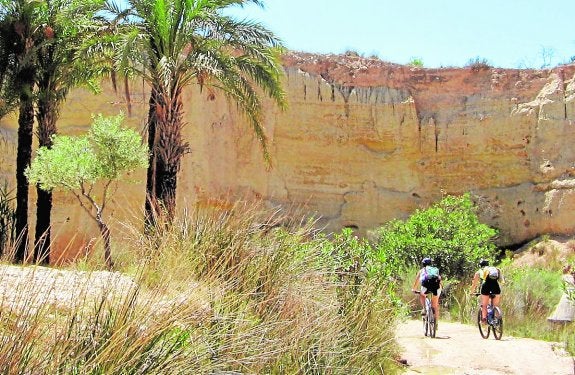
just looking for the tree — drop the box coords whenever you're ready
[0,0,42,262]
[100,0,286,225]
[26,114,148,268]
[372,193,499,279]
[32,0,105,263]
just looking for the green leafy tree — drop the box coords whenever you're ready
[98,0,286,225]
[26,114,148,268]
[373,193,499,278]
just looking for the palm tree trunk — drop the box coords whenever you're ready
[145,89,159,229]
[14,97,33,263]
[156,156,178,222]
[34,96,56,264]
[152,87,186,224]
[34,188,51,263]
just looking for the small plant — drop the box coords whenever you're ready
[408,57,424,68]
[466,56,492,71]
[26,114,148,268]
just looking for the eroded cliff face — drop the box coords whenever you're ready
[2,51,575,260]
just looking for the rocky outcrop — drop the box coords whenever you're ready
[2,51,575,259]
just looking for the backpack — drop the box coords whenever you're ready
[483,266,500,281]
[422,265,440,282]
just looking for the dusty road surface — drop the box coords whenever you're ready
[397,319,574,374]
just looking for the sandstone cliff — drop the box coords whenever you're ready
[2,51,575,260]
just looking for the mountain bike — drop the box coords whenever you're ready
[475,293,503,340]
[414,290,437,338]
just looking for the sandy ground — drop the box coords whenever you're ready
[397,319,574,375]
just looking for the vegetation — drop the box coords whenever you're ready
[465,56,492,71]
[0,203,402,374]
[408,57,424,68]
[371,193,499,279]
[97,0,286,225]
[26,114,148,268]
[0,0,105,263]
[32,0,105,263]
[0,0,40,262]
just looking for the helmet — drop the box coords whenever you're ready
[479,259,489,267]
[422,257,432,266]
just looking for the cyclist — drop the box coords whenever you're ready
[471,259,503,325]
[412,257,442,320]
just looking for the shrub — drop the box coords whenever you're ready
[465,56,492,71]
[408,57,424,68]
[120,203,404,373]
[372,193,499,279]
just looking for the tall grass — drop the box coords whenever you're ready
[0,202,402,374]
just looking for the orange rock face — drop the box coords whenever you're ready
[3,52,575,261]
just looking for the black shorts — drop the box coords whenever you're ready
[421,278,441,296]
[480,280,501,295]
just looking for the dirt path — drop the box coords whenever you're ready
[397,319,574,374]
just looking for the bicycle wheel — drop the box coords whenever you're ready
[491,307,503,340]
[428,306,436,338]
[423,314,428,336]
[477,308,490,339]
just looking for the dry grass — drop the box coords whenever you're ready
[0,201,401,374]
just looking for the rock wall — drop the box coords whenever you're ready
[3,51,575,260]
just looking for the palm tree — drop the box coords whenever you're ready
[0,0,42,262]
[102,0,286,225]
[32,0,105,263]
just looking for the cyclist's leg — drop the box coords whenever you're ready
[431,294,440,320]
[428,280,441,320]
[491,283,501,311]
[480,294,489,322]
[492,294,501,315]
[420,285,428,314]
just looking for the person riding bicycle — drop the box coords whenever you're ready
[412,257,442,320]
[471,259,503,325]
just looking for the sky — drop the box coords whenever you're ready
[226,0,575,69]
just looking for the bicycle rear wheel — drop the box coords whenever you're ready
[491,307,503,340]
[477,308,490,339]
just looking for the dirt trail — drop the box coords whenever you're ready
[397,319,574,374]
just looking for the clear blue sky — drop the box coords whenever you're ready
[227,0,575,69]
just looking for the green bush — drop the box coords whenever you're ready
[372,193,499,279]
[408,57,424,68]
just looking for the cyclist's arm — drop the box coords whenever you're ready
[412,270,421,290]
[498,268,505,284]
[470,271,479,292]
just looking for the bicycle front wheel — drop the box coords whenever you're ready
[492,307,503,340]
[477,308,490,339]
